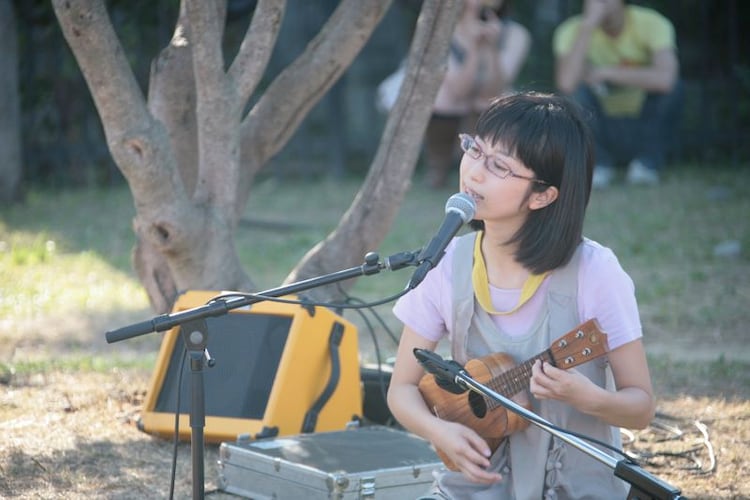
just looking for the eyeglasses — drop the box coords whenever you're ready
[458,134,549,185]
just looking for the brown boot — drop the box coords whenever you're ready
[424,114,462,189]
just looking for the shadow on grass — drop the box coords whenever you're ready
[649,355,750,400]
[0,436,231,499]
[2,307,160,368]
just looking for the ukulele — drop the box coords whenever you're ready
[417,318,609,470]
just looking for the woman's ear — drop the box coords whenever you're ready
[529,186,559,211]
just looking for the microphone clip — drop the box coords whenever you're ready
[382,249,421,271]
[413,348,468,394]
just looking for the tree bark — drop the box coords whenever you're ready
[147,3,198,197]
[140,4,197,312]
[52,0,255,312]
[0,0,22,203]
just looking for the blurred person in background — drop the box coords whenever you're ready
[424,0,530,189]
[553,0,684,188]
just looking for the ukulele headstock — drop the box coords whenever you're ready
[549,318,609,369]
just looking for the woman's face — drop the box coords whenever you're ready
[459,136,538,222]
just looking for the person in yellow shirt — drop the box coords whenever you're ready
[553,0,684,188]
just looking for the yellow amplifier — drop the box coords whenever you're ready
[138,290,362,443]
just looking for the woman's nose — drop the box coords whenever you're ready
[462,155,486,180]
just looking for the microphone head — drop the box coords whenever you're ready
[445,193,476,223]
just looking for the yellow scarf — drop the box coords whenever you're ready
[472,231,548,315]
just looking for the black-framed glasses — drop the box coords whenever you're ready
[458,134,549,185]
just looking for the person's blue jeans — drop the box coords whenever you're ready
[571,81,685,171]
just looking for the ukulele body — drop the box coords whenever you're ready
[419,352,532,439]
[418,352,532,470]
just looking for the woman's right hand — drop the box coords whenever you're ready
[387,327,502,484]
[429,419,503,484]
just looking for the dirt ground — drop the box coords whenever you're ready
[1,302,748,500]
[1,360,748,499]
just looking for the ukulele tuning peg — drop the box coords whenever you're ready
[575,330,584,338]
[582,347,592,356]
[564,356,574,365]
[558,339,568,348]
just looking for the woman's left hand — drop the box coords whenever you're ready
[529,359,594,407]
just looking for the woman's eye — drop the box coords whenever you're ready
[491,162,510,175]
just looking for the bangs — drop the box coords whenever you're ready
[475,94,574,188]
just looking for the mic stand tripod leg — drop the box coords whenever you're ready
[180,319,210,500]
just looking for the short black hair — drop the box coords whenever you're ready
[471,92,594,274]
[485,0,513,19]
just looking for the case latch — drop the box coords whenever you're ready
[359,476,376,498]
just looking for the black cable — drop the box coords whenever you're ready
[207,288,409,312]
[336,293,397,427]
[342,293,401,347]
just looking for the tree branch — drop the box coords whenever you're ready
[242,0,391,164]
[228,0,285,104]
[147,4,198,195]
[184,0,226,79]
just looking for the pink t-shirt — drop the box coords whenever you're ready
[393,237,642,351]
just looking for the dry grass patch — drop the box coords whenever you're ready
[1,368,748,499]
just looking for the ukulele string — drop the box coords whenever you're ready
[485,353,552,410]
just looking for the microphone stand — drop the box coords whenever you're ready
[106,251,419,500]
[414,349,686,500]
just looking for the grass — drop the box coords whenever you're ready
[1,163,750,499]
[1,164,749,365]
[0,188,148,321]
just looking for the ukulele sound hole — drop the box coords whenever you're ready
[468,391,487,418]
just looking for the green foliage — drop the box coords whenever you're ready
[0,188,148,322]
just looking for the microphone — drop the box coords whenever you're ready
[408,193,476,289]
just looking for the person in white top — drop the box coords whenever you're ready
[424,0,530,189]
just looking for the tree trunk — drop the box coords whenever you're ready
[0,0,22,203]
[51,0,452,312]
